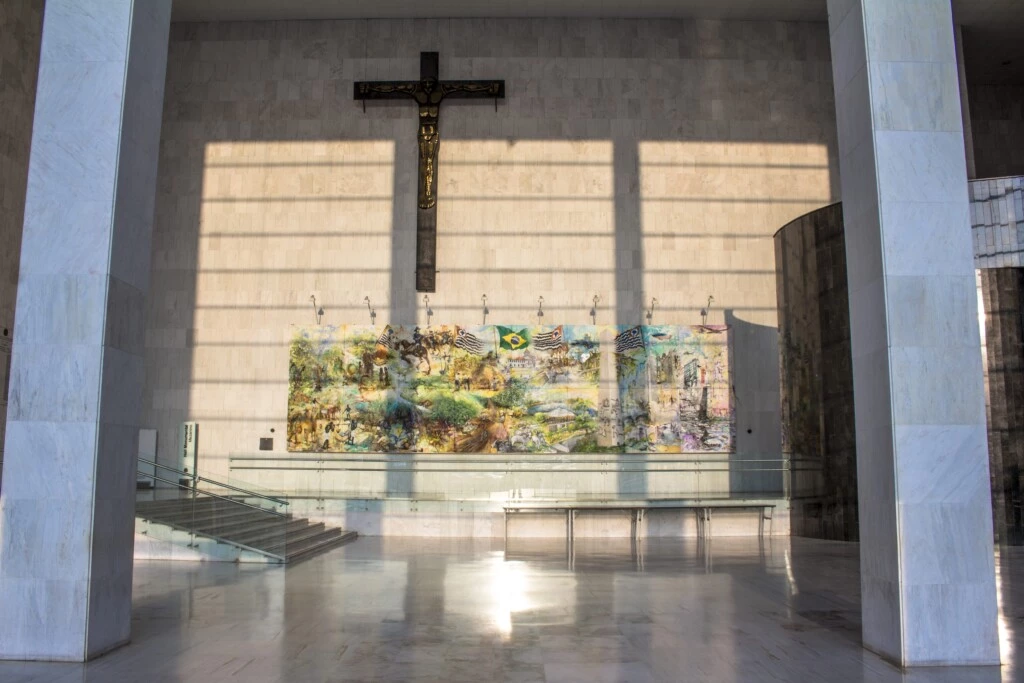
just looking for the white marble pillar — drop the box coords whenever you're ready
[0,0,171,661]
[827,0,999,667]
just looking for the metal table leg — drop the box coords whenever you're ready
[567,508,576,570]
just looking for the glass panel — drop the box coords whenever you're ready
[135,461,291,561]
[186,490,289,558]
[138,458,288,514]
[196,470,289,512]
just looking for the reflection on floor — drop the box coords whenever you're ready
[1,537,1021,682]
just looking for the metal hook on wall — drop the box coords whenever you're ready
[646,297,657,325]
[537,296,545,325]
[481,294,489,325]
[310,295,324,326]
[590,295,600,325]
[364,296,376,325]
[424,295,433,326]
[700,295,714,327]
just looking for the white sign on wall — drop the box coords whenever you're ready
[179,422,198,477]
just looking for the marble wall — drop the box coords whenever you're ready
[0,0,173,660]
[774,203,857,541]
[827,0,997,665]
[969,83,1024,180]
[145,18,839,516]
[0,0,43,487]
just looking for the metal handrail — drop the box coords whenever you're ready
[230,466,787,474]
[137,457,290,508]
[139,471,290,519]
[138,474,287,561]
[231,454,786,464]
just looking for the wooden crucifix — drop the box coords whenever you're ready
[355,52,505,292]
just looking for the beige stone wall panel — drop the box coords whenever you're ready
[144,18,839,500]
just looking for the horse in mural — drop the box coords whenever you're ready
[396,339,431,374]
[421,328,454,352]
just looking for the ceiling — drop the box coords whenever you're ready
[171,0,828,22]
[171,0,1024,84]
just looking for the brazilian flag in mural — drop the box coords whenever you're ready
[496,326,530,351]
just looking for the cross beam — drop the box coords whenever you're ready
[355,52,505,292]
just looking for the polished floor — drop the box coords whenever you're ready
[1,536,1022,682]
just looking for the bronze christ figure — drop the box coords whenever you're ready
[355,52,505,292]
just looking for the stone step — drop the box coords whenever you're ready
[282,529,358,562]
[192,514,292,538]
[222,518,313,547]
[136,497,223,514]
[137,497,281,515]
[260,524,340,554]
[251,522,331,554]
[137,501,355,563]
[139,501,251,520]
[143,506,283,530]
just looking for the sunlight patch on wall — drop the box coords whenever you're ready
[438,140,616,323]
[190,140,395,433]
[639,141,834,326]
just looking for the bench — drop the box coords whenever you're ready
[502,500,776,546]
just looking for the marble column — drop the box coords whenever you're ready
[827,0,999,667]
[0,0,171,661]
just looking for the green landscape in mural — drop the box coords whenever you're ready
[288,324,732,454]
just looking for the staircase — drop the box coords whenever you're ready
[136,459,356,563]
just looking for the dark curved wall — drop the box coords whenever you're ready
[981,268,1024,544]
[973,177,1024,544]
[969,84,1024,180]
[0,0,43,492]
[774,204,858,541]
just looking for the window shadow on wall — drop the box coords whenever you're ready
[387,115,418,506]
[143,18,840,519]
[614,140,646,500]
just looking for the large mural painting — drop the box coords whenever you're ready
[614,325,732,452]
[288,325,732,454]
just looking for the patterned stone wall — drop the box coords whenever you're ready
[145,18,839,509]
[972,176,1024,268]
[0,0,42,483]
[971,177,1024,544]
[970,84,1024,180]
[774,203,857,541]
[980,268,1024,544]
